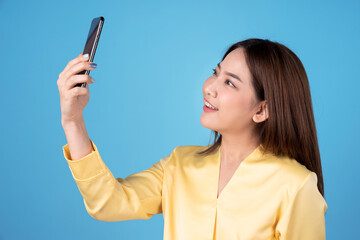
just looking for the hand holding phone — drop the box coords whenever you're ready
[57,16,105,125]
[74,16,104,88]
[57,53,96,124]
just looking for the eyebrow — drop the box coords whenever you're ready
[217,63,242,83]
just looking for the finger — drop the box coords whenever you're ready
[67,53,89,71]
[62,61,96,82]
[65,74,94,90]
[68,84,88,98]
[61,53,90,78]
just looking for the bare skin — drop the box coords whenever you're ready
[57,53,97,160]
[200,48,269,198]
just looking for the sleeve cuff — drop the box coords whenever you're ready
[62,139,106,181]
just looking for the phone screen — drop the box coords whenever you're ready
[75,16,104,88]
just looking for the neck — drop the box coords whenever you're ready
[219,130,261,164]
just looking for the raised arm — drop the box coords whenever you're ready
[58,53,174,221]
[57,52,96,160]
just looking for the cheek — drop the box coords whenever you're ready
[221,93,254,117]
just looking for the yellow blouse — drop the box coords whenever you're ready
[63,139,328,240]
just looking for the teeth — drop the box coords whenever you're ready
[205,101,217,110]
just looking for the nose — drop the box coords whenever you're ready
[203,78,217,98]
[207,90,216,98]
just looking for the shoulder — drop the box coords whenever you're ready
[160,145,209,168]
[279,155,312,183]
[173,145,207,156]
[168,145,209,163]
[257,152,312,191]
[263,153,325,210]
[262,152,315,193]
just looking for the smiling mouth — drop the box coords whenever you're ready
[204,104,218,111]
[204,100,218,110]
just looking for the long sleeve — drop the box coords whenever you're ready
[62,139,174,222]
[275,172,328,240]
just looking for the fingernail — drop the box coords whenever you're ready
[83,53,89,59]
[89,63,97,68]
[91,77,96,83]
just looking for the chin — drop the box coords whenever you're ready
[200,117,219,132]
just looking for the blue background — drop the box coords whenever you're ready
[1,0,359,239]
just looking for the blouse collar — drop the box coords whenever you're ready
[216,144,268,164]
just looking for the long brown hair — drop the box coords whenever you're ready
[196,38,325,198]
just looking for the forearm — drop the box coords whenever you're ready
[62,117,93,161]
[62,137,155,221]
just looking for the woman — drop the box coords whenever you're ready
[58,38,327,240]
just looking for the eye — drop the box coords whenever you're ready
[212,68,217,76]
[212,68,236,88]
[225,79,235,88]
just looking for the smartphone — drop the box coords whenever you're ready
[74,16,105,88]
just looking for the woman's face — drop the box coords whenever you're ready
[200,47,261,135]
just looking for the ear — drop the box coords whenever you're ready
[252,100,269,123]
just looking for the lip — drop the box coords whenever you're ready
[203,97,218,110]
[203,105,218,112]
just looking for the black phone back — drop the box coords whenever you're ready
[75,16,104,88]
